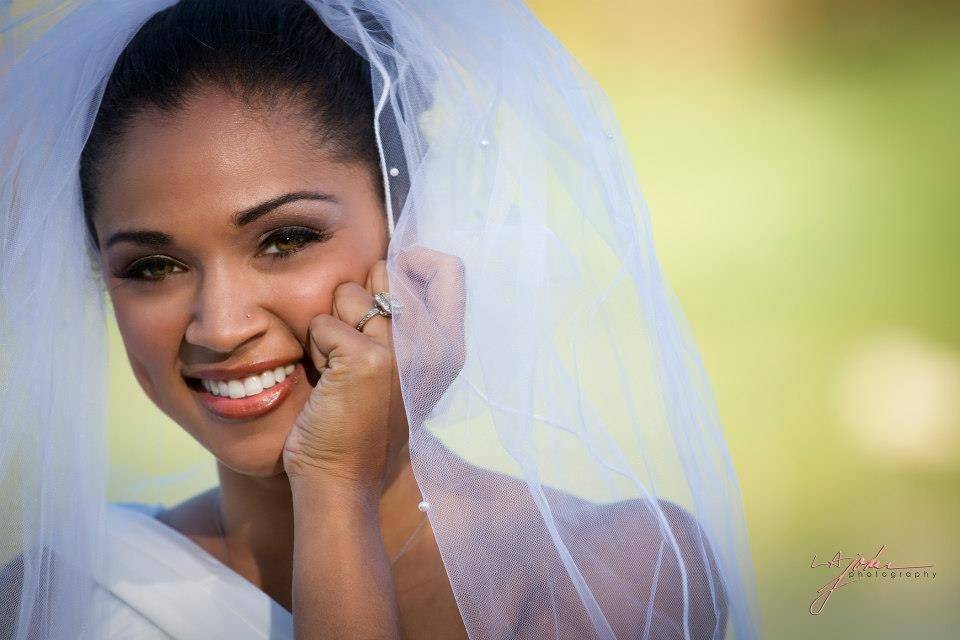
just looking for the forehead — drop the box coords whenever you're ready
[94,85,373,232]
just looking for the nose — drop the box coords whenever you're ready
[183,262,268,354]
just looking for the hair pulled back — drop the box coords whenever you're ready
[80,0,383,250]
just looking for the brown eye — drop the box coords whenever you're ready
[120,256,185,281]
[263,232,302,254]
[259,226,329,258]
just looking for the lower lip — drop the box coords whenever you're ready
[193,364,301,421]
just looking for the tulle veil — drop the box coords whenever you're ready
[0,1,761,638]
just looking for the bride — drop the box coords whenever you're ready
[0,0,760,638]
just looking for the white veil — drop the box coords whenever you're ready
[0,1,761,638]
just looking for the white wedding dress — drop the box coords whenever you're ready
[89,502,294,639]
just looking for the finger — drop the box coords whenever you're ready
[394,247,439,289]
[397,248,465,335]
[331,281,392,348]
[306,313,388,380]
[426,255,465,328]
[392,248,467,381]
[366,260,393,348]
[364,260,390,302]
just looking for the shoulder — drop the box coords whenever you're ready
[516,494,729,639]
[423,446,729,638]
[151,487,225,563]
[153,487,218,531]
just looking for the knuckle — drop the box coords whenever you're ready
[309,314,333,331]
[359,345,391,374]
[335,281,362,297]
[441,254,463,272]
[410,247,432,260]
[405,247,432,267]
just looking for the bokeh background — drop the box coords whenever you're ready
[101,1,959,638]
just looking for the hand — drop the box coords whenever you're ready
[282,248,466,493]
[388,248,466,430]
[282,258,394,491]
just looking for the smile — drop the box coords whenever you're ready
[186,360,301,421]
[201,363,295,398]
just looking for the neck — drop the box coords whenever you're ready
[214,440,425,591]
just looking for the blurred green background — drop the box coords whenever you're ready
[529,0,960,637]
[103,1,959,638]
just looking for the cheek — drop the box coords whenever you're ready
[277,271,336,323]
[266,249,376,331]
[110,290,189,381]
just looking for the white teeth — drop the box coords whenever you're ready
[227,380,245,399]
[198,362,297,399]
[243,375,263,396]
[260,369,276,389]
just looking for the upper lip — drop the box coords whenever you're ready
[182,356,300,381]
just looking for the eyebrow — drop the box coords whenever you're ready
[104,230,172,250]
[233,190,339,227]
[104,190,339,249]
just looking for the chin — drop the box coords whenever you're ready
[165,365,314,479]
[204,402,306,478]
[214,442,287,478]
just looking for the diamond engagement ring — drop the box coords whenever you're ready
[355,291,399,332]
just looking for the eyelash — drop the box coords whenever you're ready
[259,226,330,260]
[116,226,331,282]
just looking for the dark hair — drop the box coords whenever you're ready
[79,0,384,251]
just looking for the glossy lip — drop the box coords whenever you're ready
[190,361,302,421]
[182,356,300,382]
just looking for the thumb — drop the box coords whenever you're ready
[365,259,389,298]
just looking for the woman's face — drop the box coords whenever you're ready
[93,85,389,478]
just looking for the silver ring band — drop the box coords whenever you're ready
[355,291,396,332]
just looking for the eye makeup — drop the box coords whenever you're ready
[109,223,334,282]
[256,225,332,259]
[114,255,187,281]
